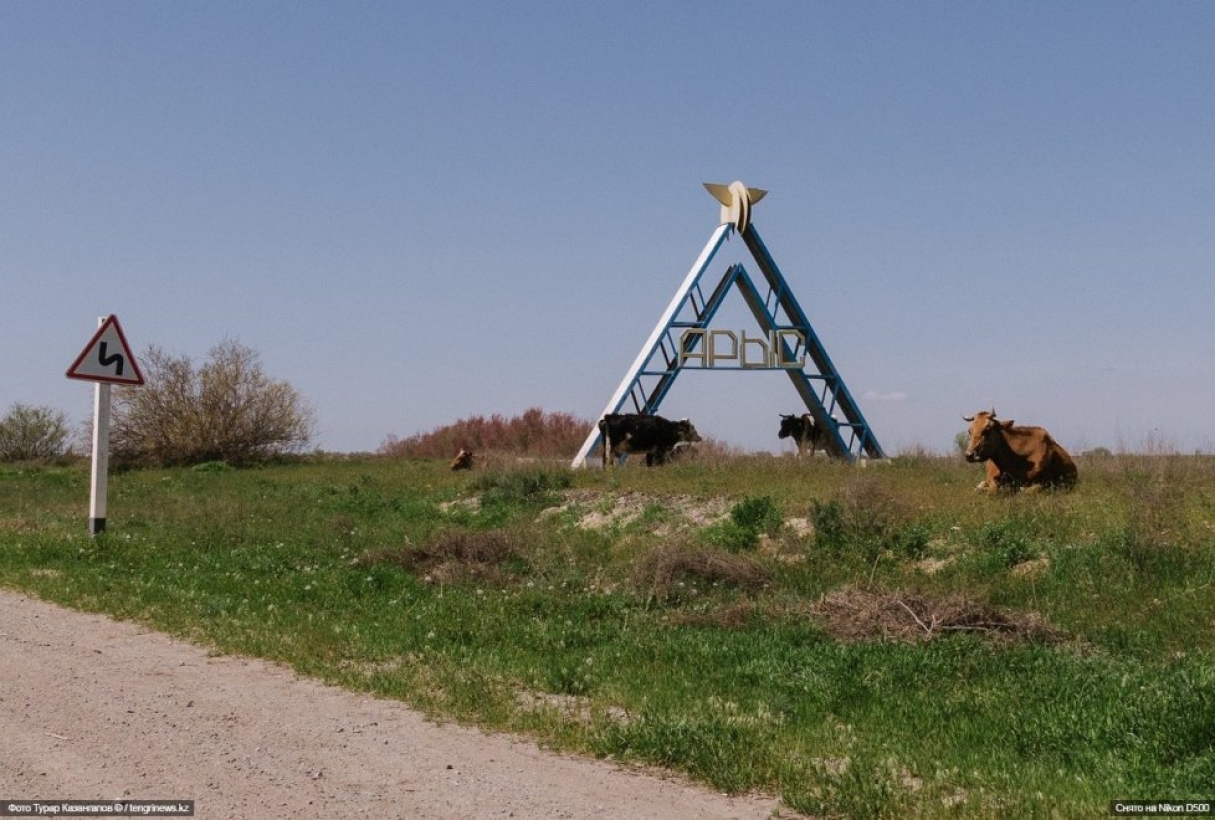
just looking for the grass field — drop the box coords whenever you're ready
[2,452,1213,816]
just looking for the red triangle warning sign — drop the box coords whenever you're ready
[66,315,145,386]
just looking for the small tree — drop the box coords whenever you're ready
[0,403,71,462]
[111,339,315,467]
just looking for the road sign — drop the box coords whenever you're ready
[66,314,145,385]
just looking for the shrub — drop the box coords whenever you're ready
[809,498,847,553]
[380,407,591,459]
[729,495,783,533]
[978,519,1040,569]
[0,403,71,462]
[809,475,915,561]
[703,495,783,552]
[110,340,315,467]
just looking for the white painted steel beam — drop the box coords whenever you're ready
[570,223,732,468]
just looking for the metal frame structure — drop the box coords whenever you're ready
[571,188,885,467]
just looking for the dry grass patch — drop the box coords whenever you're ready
[806,586,1064,645]
[631,545,770,602]
[668,600,759,629]
[358,530,521,585]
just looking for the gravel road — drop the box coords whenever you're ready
[0,590,784,819]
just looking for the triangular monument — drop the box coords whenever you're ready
[571,181,885,467]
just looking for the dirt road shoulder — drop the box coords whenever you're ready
[0,589,783,819]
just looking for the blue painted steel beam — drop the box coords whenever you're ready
[571,220,886,466]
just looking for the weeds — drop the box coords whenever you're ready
[702,495,782,552]
[473,467,571,508]
[2,453,1214,816]
[631,544,771,603]
[358,529,525,586]
[807,474,924,563]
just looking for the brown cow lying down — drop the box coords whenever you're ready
[450,449,474,471]
[962,409,1078,491]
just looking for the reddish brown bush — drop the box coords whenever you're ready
[379,407,592,459]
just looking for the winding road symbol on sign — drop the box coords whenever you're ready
[98,342,124,376]
[66,315,145,385]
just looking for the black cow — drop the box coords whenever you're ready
[778,413,828,458]
[599,413,702,467]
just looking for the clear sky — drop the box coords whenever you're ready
[4,2,1213,457]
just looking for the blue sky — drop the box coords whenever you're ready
[4,2,1213,456]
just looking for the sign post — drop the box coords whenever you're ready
[67,315,144,536]
[88,381,112,535]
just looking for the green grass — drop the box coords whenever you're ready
[2,453,1214,816]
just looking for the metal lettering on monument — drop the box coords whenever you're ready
[677,329,806,369]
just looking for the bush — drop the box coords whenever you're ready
[729,495,783,533]
[379,407,591,459]
[703,495,784,552]
[110,340,315,467]
[808,475,918,562]
[978,519,1040,569]
[0,404,71,462]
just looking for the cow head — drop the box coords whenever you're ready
[778,414,796,439]
[777,413,814,439]
[961,410,1012,463]
[450,449,474,471]
[675,418,702,443]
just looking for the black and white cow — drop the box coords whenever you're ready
[599,413,702,467]
[778,413,828,458]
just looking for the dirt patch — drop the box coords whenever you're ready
[1011,557,1051,578]
[513,689,631,728]
[912,556,955,575]
[546,490,732,532]
[805,586,1064,645]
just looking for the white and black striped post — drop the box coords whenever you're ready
[89,376,112,536]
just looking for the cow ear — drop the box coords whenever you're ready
[1001,419,1015,429]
